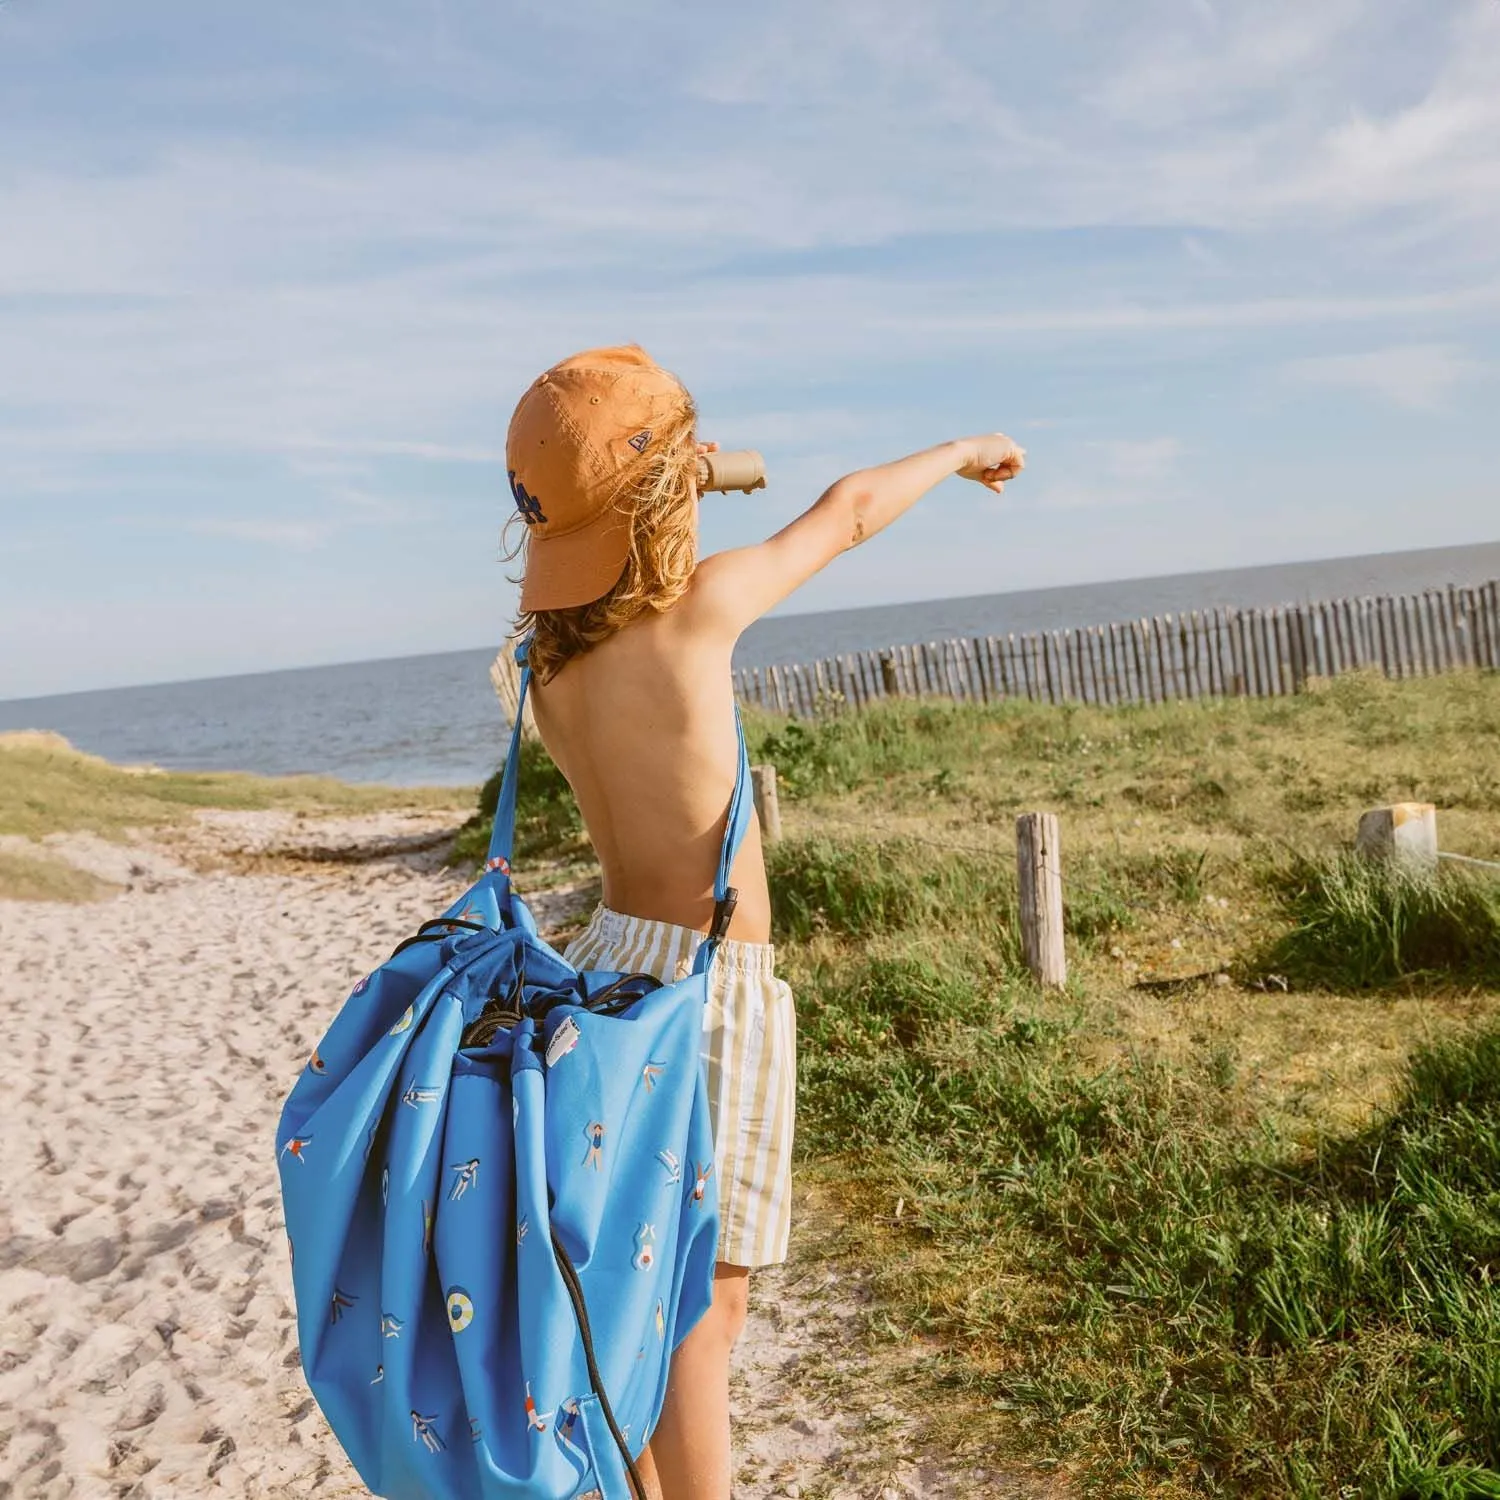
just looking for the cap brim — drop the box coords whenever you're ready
[519,505,632,612]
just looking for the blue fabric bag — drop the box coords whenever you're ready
[277,647,752,1500]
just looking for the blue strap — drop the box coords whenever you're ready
[486,640,755,971]
[694,705,754,977]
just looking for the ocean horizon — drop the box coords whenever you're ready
[4,538,1497,785]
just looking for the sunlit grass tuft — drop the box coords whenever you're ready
[1261,852,1500,990]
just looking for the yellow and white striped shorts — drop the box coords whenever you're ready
[562,904,797,1268]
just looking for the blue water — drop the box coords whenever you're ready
[3,541,1497,786]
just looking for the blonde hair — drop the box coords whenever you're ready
[507,387,699,684]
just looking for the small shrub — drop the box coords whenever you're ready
[449,738,586,868]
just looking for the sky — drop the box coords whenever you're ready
[1,0,1497,700]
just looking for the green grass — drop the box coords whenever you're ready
[1259,853,1500,991]
[789,943,1500,1495]
[0,730,464,842]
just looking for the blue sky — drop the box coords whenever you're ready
[1,0,1497,699]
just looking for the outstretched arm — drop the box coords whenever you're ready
[689,434,1025,637]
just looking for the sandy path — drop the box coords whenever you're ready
[0,815,1053,1499]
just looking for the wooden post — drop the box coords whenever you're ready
[489,646,539,740]
[1016,813,1067,987]
[1356,803,1438,874]
[751,764,782,843]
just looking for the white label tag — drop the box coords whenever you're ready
[545,1015,581,1068]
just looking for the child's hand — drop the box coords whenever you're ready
[957,434,1026,494]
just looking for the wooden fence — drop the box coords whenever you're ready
[729,578,1500,717]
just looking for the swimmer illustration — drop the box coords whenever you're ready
[632,1222,656,1271]
[422,1198,434,1253]
[656,1148,682,1186]
[557,1398,580,1446]
[655,1299,665,1342]
[582,1121,606,1170]
[692,1159,714,1204]
[484,854,509,875]
[446,1285,475,1333]
[401,1081,441,1109]
[280,1133,312,1164]
[411,1410,445,1454]
[641,1060,665,1092]
[468,1417,483,1444]
[389,1004,415,1035]
[381,1313,404,1339]
[381,1166,389,1205]
[308,1046,326,1075]
[524,1382,547,1434]
[371,1365,384,1385]
[516,1214,530,1246]
[448,1158,480,1201]
[330,1287,356,1324]
[351,974,370,996]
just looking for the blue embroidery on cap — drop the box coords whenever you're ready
[508,471,547,525]
[627,429,652,454]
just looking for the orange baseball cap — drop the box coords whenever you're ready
[507,344,690,612]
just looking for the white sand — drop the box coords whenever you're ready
[0,812,1061,1498]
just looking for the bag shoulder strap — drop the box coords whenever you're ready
[486,639,753,974]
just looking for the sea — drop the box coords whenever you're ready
[4,541,1497,787]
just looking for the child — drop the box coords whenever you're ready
[505,345,1023,1499]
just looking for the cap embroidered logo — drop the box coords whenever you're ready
[508,471,547,525]
[626,429,652,454]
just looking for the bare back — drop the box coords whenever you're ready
[527,585,771,943]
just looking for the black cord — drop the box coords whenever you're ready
[550,1228,649,1500]
[388,918,489,958]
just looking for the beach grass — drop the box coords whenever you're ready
[0,730,466,843]
[460,666,1500,1495]
[0,845,120,902]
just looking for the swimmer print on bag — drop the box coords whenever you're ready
[582,1121,606,1170]
[524,1382,547,1434]
[280,1133,312,1164]
[692,1160,713,1205]
[448,1158,480,1201]
[412,1410,445,1454]
[632,1223,656,1271]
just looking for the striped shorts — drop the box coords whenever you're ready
[562,904,797,1268]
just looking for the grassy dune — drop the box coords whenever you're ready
[463,668,1500,1496]
[0,730,466,899]
[748,670,1500,1497]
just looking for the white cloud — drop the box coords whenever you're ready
[1285,343,1486,410]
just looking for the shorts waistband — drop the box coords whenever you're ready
[576,902,778,980]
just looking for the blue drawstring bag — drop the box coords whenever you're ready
[277,646,752,1499]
